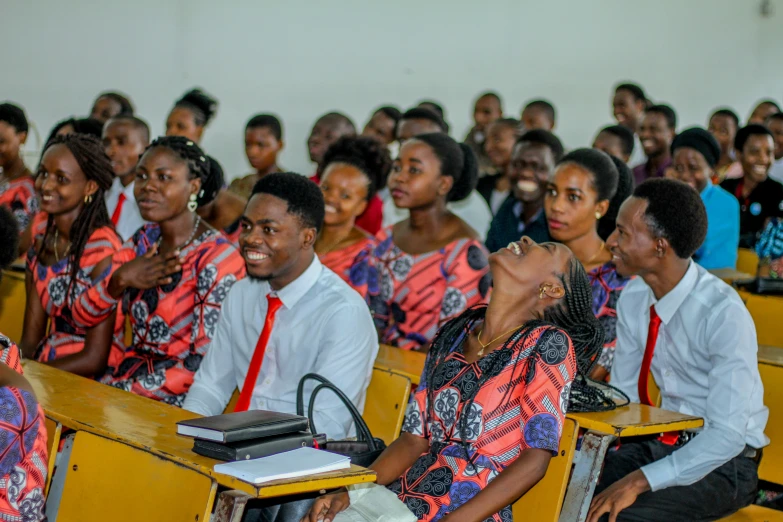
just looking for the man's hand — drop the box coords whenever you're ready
[587,469,651,522]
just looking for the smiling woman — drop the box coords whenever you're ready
[0,103,38,233]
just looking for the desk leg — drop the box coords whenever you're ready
[214,490,253,522]
[558,431,616,522]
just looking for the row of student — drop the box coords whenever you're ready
[0,166,768,521]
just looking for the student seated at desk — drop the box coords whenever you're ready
[183,173,378,440]
[20,134,124,378]
[0,103,38,233]
[369,133,491,351]
[588,179,768,522]
[76,137,245,406]
[315,136,391,296]
[307,236,603,522]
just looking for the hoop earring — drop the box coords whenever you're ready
[84,194,93,204]
[539,285,549,299]
[187,193,198,212]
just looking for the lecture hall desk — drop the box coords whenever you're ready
[21,361,375,521]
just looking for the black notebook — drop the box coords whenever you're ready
[176,410,309,443]
[193,432,328,461]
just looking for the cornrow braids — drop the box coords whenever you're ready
[145,136,211,187]
[39,134,114,304]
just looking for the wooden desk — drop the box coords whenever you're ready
[759,344,783,367]
[0,269,26,344]
[23,361,375,519]
[374,344,426,385]
[709,268,754,285]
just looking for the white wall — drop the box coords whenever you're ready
[4,0,783,179]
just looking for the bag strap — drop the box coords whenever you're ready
[296,373,378,451]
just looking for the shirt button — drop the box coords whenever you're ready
[264,379,271,385]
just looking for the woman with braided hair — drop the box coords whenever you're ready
[196,156,247,246]
[165,88,218,144]
[75,136,245,406]
[20,134,125,377]
[308,236,610,522]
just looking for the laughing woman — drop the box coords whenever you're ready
[307,236,604,522]
[75,137,245,405]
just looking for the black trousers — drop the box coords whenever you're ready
[594,440,759,522]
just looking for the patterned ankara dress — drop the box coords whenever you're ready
[0,174,38,233]
[319,236,377,299]
[368,227,492,350]
[0,335,48,522]
[588,262,631,374]
[80,224,245,406]
[390,320,576,521]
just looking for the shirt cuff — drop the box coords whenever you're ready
[640,457,676,492]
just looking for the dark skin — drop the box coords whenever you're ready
[102,120,148,186]
[361,111,397,146]
[521,106,554,131]
[707,114,738,171]
[395,119,442,142]
[90,96,123,124]
[238,193,317,291]
[590,196,691,522]
[484,122,517,190]
[316,163,371,255]
[308,116,355,168]
[666,148,712,193]
[593,131,630,164]
[473,95,502,132]
[386,140,478,257]
[20,144,116,376]
[508,141,556,222]
[638,112,674,173]
[228,126,284,199]
[748,102,780,125]
[0,121,28,178]
[765,117,783,160]
[305,236,573,522]
[737,134,775,196]
[0,363,35,395]
[196,189,247,232]
[612,89,645,131]
[166,107,204,143]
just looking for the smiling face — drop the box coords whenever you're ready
[738,133,775,183]
[707,114,737,155]
[102,121,147,181]
[166,107,202,143]
[508,141,555,203]
[37,144,97,217]
[544,163,608,242]
[749,102,779,125]
[387,139,451,210]
[606,197,658,278]
[638,112,674,158]
[133,146,200,223]
[489,236,571,298]
[668,147,711,193]
[612,89,645,130]
[238,193,316,285]
[245,126,282,173]
[320,163,369,227]
[473,95,502,131]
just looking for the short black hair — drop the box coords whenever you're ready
[96,92,135,115]
[598,125,635,157]
[374,106,402,123]
[321,136,391,201]
[634,178,707,259]
[416,101,450,133]
[614,83,647,103]
[105,115,150,145]
[251,172,325,232]
[46,117,104,146]
[400,107,447,133]
[174,88,218,127]
[755,99,782,113]
[412,133,478,202]
[246,114,283,141]
[558,148,619,201]
[646,104,677,130]
[710,108,740,128]
[524,99,556,124]
[146,136,211,187]
[768,112,783,124]
[477,91,502,106]
[0,207,19,270]
[517,129,565,162]
[0,103,28,133]
[734,124,774,152]
[489,118,520,131]
[599,155,634,241]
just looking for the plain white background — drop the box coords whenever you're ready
[4,0,783,179]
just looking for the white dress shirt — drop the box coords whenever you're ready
[612,261,768,492]
[382,190,492,240]
[182,255,379,440]
[628,133,647,169]
[105,177,146,241]
[769,157,783,185]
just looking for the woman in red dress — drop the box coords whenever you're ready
[316,136,391,297]
[77,137,245,406]
[368,133,491,350]
[0,103,38,233]
[20,134,124,378]
[308,237,605,521]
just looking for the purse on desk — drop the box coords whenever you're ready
[736,277,783,295]
[296,373,387,468]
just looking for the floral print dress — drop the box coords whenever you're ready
[390,323,576,521]
[319,236,377,298]
[588,262,631,373]
[0,174,38,232]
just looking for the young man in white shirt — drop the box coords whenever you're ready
[588,178,768,521]
[612,83,648,169]
[183,172,378,441]
[102,116,149,241]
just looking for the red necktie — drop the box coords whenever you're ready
[111,193,126,226]
[234,295,284,412]
[638,305,662,406]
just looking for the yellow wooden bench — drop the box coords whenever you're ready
[364,368,411,445]
[374,344,426,385]
[0,269,26,344]
[738,248,760,277]
[746,296,783,347]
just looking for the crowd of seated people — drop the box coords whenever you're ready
[0,82,780,522]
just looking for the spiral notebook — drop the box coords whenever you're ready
[213,447,350,484]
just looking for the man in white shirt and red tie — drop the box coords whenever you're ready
[588,178,768,522]
[102,115,149,241]
[183,172,378,440]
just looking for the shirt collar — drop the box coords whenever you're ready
[266,254,322,310]
[512,200,544,224]
[651,261,699,324]
[112,176,136,196]
[700,180,715,198]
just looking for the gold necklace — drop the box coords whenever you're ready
[476,323,525,356]
[585,241,606,266]
[317,229,353,256]
[52,228,70,262]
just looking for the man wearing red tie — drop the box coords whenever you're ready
[102,116,149,241]
[588,178,768,522]
[183,172,378,440]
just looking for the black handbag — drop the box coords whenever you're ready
[296,373,386,467]
[736,277,783,295]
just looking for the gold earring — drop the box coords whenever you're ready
[539,285,549,299]
[187,194,198,212]
[84,194,93,204]
[595,212,602,219]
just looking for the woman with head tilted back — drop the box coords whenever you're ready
[0,208,48,522]
[544,149,633,380]
[369,133,491,351]
[307,236,605,522]
[75,137,245,406]
[316,136,391,296]
[20,134,124,377]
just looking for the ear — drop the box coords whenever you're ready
[353,198,369,217]
[540,282,565,300]
[190,177,202,198]
[195,127,204,142]
[437,175,454,198]
[656,237,669,258]
[18,131,28,146]
[84,180,99,198]
[301,227,317,249]
[277,139,285,152]
[595,199,610,219]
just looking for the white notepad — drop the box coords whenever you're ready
[213,447,351,484]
